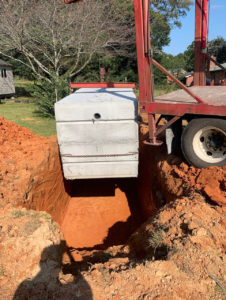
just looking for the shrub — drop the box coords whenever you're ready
[30,77,70,118]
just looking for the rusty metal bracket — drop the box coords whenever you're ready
[155,116,181,137]
[144,114,182,146]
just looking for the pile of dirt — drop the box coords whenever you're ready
[0,116,70,224]
[0,207,65,299]
[80,194,226,300]
[0,116,225,299]
[1,195,225,300]
[138,124,226,219]
[156,153,226,207]
[0,116,143,251]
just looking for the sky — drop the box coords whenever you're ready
[163,0,226,55]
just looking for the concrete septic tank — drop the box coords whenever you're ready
[55,88,139,179]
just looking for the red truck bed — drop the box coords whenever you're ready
[146,86,226,117]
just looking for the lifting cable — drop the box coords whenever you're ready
[207,0,210,50]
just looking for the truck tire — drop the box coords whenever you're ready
[181,118,226,168]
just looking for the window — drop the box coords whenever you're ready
[1,69,7,78]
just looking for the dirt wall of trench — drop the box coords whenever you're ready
[0,116,225,251]
[0,117,70,225]
[1,116,226,300]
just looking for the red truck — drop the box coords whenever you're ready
[64,0,226,169]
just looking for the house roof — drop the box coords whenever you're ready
[210,62,226,72]
[0,59,12,67]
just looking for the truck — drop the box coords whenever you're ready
[55,0,226,180]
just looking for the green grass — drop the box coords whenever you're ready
[0,100,56,137]
[14,77,34,88]
[154,83,178,97]
[0,78,177,137]
[135,83,178,98]
[0,78,56,137]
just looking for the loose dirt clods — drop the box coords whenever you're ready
[0,116,226,299]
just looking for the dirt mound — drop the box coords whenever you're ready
[65,194,225,300]
[138,124,226,214]
[157,154,226,207]
[0,116,70,224]
[0,207,68,299]
[0,117,143,250]
[0,116,225,299]
[1,195,225,300]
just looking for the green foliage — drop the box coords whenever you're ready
[183,38,226,72]
[1,0,193,92]
[148,229,165,248]
[0,265,5,277]
[10,210,27,219]
[217,45,226,64]
[208,37,225,58]
[0,52,33,80]
[30,77,70,118]
[183,41,194,72]
[151,11,170,50]
[150,0,193,27]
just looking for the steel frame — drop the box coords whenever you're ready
[134,0,226,145]
[66,0,226,146]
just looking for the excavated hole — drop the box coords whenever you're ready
[19,131,167,263]
[61,177,145,251]
[55,142,165,257]
[9,126,169,263]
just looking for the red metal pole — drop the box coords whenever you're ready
[143,0,150,56]
[100,68,105,83]
[134,0,153,107]
[202,0,208,50]
[194,0,207,86]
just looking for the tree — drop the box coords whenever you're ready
[217,45,226,64]
[0,0,193,115]
[0,0,133,100]
[184,41,195,72]
[183,38,226,72]
[150,0,193,28]
[208,37,226,64]
[81,0,193,85]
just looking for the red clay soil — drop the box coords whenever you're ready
[0,116,142,251]
[0,117,225,249]
[0,117,226,299]
[139,124,226,213]
[0,116,70,224]
[62,184,133,249]
[61,177,142,253]
[1,195,225,300]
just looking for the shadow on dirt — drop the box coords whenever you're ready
[13,241,93,300]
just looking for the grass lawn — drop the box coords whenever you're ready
[0,100,56,137]
[0,78,56,137]
[0,78,176,137]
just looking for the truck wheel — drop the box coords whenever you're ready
[181,118,226,168]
